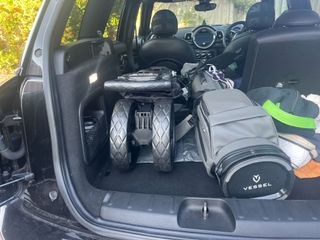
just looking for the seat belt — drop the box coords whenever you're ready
[175,114,195,142]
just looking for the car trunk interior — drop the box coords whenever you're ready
[49,38,320,217]
[32,0,320,237]
[79,83,320,203]
[0,0,316,238]
[29,33,318,238]
[73,65,320,202]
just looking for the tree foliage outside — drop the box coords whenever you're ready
[104,0,125,41]
[61,0,88,45]
[0,0,42,84]
[0,0,125,85]
[0,0,88,84]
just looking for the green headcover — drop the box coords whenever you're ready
[263,100,317,130]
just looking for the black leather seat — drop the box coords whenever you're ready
[139,10,196,72]
[242,9,320,94]
[211,1,275,75]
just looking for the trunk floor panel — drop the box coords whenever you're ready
[100,163,223,197]
[98,162,320,200]
[98,128,320,199]
[288,177,320,200]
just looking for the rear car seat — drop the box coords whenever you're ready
[210,1,275,74]
[241,9,320,94]
[139,10,196,72]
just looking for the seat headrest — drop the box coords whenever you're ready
[246,2,275,31]
[151,10,178,37]
[274,10,320,28]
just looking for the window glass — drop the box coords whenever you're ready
[104,0,126,41]
[311,0,320,15]
[134,4,143,37]
[275,0,288,18]
[61,0,88,45]
[152,0,259,29]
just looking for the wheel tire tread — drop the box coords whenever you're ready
[110,99,133,170]
[152,100,174,172]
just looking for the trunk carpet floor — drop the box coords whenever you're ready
[98,162,320,200]
[288,177,320,200]
[99,162,224,197]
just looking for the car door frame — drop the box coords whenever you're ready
[0,0,51,207]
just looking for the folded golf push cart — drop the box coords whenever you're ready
[104,67,180,172]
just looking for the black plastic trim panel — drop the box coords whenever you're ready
[101,191,320,239]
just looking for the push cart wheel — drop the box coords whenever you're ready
[110,99,136,170]
[152,99,175,172]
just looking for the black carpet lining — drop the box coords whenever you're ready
[288,177,320,200]
[97,162,320,200]
[98,163,223,197]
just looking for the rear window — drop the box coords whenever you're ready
[103,0,126,41]
[275,0,288,18]
[61,0,88,45]
[135,4,143,37]
[151,0,259,28]
[311,0,320,14]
